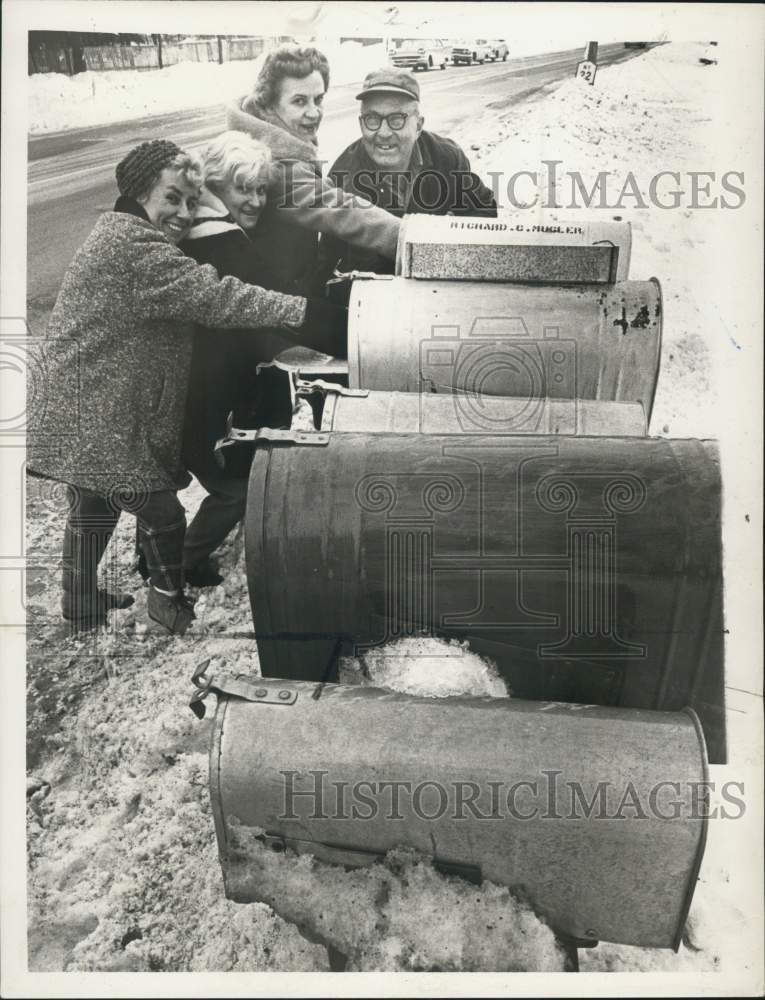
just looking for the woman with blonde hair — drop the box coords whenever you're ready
[178,130,295,586]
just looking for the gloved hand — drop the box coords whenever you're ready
[294,297,348,359]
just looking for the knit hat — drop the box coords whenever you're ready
[115,140,183,199]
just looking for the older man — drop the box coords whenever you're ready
[319,68,496,276]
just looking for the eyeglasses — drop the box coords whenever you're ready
[359,112,412,132]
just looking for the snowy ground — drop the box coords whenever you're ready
[27,40,387,135]
[24,41,763,984]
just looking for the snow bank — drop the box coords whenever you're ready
[223,841,565,971]
[27,41,387,135]
[340,636,509,698]
[29,59,259,135]
[455,41,747,439]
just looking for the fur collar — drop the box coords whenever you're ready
[227,95,320,164]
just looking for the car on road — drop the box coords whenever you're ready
[388,38,450,71]
[489,40,509,61]
[451,40,496,65]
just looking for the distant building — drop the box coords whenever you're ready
[28,31,150,74]
[28,32,294,75]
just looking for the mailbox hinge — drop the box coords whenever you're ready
[295,377,369,399]
[215,427,330,452]
[326,268,395,286]
[190,663,298,718]
[252,428,330,447]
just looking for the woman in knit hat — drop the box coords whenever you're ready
[226,44,401,297]
[27,139,345,636]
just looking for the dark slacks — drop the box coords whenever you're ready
[64,486,186,612]
[182,470,248,571]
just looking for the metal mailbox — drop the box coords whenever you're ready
[244,431,725,762]
[197,671,708,950]
[348,278,662,422]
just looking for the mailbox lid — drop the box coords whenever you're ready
[395,213,632,282]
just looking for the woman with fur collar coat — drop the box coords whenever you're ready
[226,44,400,295]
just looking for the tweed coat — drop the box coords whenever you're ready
[226,96,400,295]
[27,205,306,495]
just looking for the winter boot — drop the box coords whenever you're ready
[62,589,135,631]
[185,558,224,588]
[147,587,196,636]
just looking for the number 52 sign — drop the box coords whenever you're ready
[576,59,597,84]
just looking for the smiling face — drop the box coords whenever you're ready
[359,92,424,172]
[137,167,200,244]
[272,70,326,142]
[218,171,269,231]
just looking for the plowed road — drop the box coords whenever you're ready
[27,44,644,311]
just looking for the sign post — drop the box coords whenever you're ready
[576,41,598,85]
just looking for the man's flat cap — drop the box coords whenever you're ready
[355,68,420,101]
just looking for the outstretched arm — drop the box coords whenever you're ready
[129,228,307,329]
[271,159,400,258]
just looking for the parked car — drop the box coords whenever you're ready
[389,38,450,71]
[489,39,509,61]
[451,40,495,65]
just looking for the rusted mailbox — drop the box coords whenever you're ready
[194,670,708,950]
[347,278,662,422]
[244,431,725,762]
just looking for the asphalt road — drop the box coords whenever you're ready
[27,43,641,313]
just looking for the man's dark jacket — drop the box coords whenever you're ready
[319,129,497,277]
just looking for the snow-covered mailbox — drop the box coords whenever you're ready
[192,670,709,950]
[395,213,632,283]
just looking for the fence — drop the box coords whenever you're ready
[29,36,293,75]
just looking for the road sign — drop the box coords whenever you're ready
[576,59,597,85]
